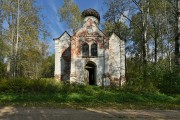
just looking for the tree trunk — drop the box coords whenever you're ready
[14,0,20,77]
[154,32,158,63]
[141,0,149,79]
[175,0,180,67]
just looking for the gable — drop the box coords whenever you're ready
[109,33,121,42]
[54,31,71,52]
[73,18,107,39]
[53,31,71,41]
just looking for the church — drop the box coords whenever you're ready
[54,8,126,86]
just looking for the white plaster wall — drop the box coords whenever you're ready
[70,16,108,85]
[120,37,126,85]
[67,16,125,86]
[54,32,71,80]
[71,57,105,86]
[54,40,61,79]
[104,49,110,86]
[70,38,106,85]
[109,33,126,85]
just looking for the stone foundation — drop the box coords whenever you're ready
[54,74,61,81]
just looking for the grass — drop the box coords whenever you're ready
[0,78,180,109]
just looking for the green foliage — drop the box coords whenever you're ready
[123,78,158,94]
[103,0,178,93]
[0,62,6,77]
[126,59,180,94]
[1,0,49,78]
[102,21,130,40]
[145,64,180,94]
[0,78,179,109]
[58,0,82,32]
[41,54,55,78]
[0,78,59,93]
[130,13,142,50]
[155,68,180,94]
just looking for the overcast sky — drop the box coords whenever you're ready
[36,0,105,54]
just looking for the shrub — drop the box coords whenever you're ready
[0,78,60,93]
[122,77,158,94]
[157,69,180,94]
[125,63,180,94]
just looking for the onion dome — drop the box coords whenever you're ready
[82,8,100,22]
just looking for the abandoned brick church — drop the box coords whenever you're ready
[54,8,125,86]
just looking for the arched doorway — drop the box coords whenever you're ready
[85,62,96,85]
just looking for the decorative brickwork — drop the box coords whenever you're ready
[54,9,126,86]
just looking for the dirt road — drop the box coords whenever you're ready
[0,106,180,120]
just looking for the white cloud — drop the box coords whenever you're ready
[45,0,65,35]
[47,0,58,14]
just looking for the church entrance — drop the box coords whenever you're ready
[85,62,96,85]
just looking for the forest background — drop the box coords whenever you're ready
[0,0,179,95]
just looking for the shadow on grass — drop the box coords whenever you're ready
[0,78,179,109]
[0,92,179,110]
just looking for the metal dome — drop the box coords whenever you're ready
[82,8,100,21]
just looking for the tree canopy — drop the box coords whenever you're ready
[58,0,82,33]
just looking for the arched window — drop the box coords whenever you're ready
[82,43,89,56]
[91,43,97,56]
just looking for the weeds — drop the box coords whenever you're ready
[0,78,179,109]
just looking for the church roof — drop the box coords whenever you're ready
[110,32,125,41]
[53,31,71,40]
[82,8,100,22]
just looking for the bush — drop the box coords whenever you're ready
[0,62,6,77]
[0,71,179,95]
[0,78,101,95]
[126,63,180,94]
[145,64,180,94]
[122,77,158,94]
[0,78,60,93]
[157,69,180,94]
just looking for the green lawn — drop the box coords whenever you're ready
[0,90,180,109]
[0,78,179,109]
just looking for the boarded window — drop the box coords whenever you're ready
[91,43,97,56]
[82,43,89,56]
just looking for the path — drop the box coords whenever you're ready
[0,106,180,120]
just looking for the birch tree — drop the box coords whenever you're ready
[104,0,150,79]
[175,0,180,67]
[2,0,49,78]
[165,0,180,67]
[0,0,6,77]
[58,0,82,33]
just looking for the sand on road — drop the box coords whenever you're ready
[0,106,180,120]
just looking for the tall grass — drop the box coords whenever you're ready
[0,78,179,109]
[0,78,60,93]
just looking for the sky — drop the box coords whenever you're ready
[36,0,105,54]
